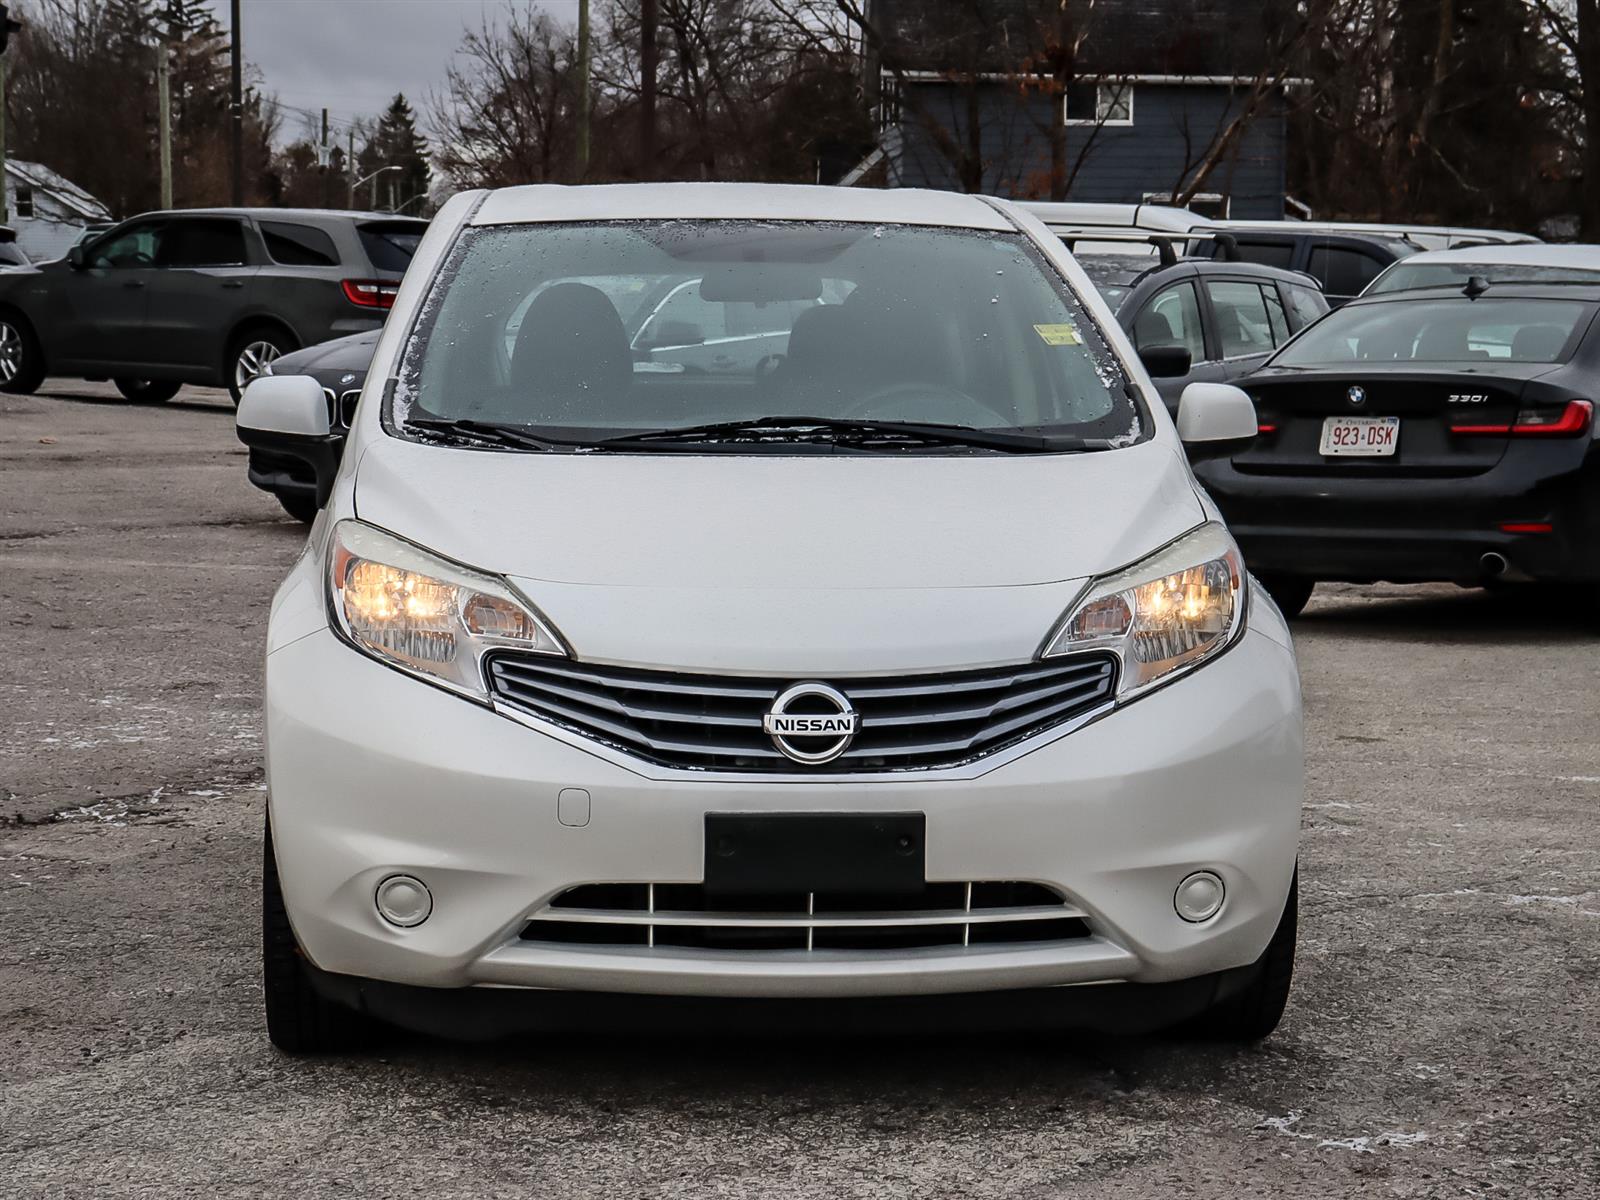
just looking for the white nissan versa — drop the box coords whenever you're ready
[239,184,1303,1053]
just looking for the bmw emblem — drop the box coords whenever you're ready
[1347,385,1367,407]
[340,373,358,385]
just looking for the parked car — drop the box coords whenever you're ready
[1074,243,1329,410]
[1192,278,1600,616]
[238,182,1304,1053]
[1187,221,1539,307]
[1363,244,1600,296]
[248,328,377,522]
[1187,226,1420,306]
[0,207,427,403]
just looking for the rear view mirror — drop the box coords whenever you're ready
[68,245,87,269]
[699,265,823,303]
[1176,382,1258,458]
[1138,344,1192,378]
[236,374,341,509]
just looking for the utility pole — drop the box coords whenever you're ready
[346,127,355,208]
[0,3,21,225]
[229,0,243,204]
[319,107,329,207]
[576,0,590,176]
[157,42,172,208]
[639,0,658,178]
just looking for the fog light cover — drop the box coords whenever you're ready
[1174,870,1226,923]
[375,874,433,928]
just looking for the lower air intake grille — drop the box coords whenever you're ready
[521,882,1092,952]
[486,653,1117,772]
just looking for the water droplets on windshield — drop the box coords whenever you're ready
[387,220,1147,452]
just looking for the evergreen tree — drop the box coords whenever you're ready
[358,94,432,213]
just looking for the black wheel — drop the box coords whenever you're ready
[1192,869,1297,1041]
[1256,574,1315,619]
[114,378,182,403]
[276,492,319,524]
[227,326,297,405]
[0,313,47,395]
[263,818,378,1054]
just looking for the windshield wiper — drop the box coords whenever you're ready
[596,415,1079,453]
[404,417,566,452]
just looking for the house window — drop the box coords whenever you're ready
[15,186,34,219]
[1065,82,1133,127]
[1143,191,1232,220]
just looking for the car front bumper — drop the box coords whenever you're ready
[265,613,1302,1008]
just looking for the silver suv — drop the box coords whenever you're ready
[0,208,426,403]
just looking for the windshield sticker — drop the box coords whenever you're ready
[1034,322,1083,346]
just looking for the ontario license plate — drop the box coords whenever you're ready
[1319,415,1399,456]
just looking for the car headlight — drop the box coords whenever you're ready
[327,520,565,699]
[1044,522,1244,699]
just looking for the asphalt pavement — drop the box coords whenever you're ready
[2,382,1597,1198]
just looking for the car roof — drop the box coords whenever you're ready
[1380,243,1600,269]
[1201,219,1537,245]
[1016,201,1205,234]
[1076,252,1317,292]
[471,183,1014,230]
[126,207,426,224]
[1342,280,1600,307]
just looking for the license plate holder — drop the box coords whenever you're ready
[1319,415,1399,456]
[703,813,925,894]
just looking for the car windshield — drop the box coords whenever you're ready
[1270,297,1592,366]
[1367,261,1600,295]
[391,220,1142,450]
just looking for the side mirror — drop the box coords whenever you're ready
[68,245,87,269]
[1138,344,1192,378]
[1176,382,1258,461]
[236,374,341,509]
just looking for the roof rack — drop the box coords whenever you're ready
[1044,229,1237,267]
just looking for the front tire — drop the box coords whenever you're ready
[114,378,182,404]
[1192,869,1297,1041]
[227,327,296,405]
[263,818,378,1054]
[0,314,47,395]
[1256,574,1315,619]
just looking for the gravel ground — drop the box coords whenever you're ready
[2,382,1597,1198]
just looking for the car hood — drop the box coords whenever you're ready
[352,436,1203,672]
[273,329,381,376]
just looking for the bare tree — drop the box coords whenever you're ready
[431,8,579,188]
[1531,0,1599,235]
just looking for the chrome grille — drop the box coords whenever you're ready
[522,882,1092,952]
[486,653,1117,772]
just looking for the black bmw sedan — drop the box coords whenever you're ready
[1193,281,1599,615]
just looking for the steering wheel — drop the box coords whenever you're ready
[842,381,1012,427]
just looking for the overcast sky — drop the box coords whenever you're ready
[195,0,570,145]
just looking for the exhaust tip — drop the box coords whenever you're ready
[1480,551,1509,579]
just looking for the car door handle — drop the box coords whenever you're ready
[122,280,145,290]
[221,280,245,289]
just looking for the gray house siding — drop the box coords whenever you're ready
[889,82,1286,219]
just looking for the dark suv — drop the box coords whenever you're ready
[0,208,426,403]
[1076,251,1329,410]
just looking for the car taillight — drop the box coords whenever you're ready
[341,279,399,309]
[1451,400,1593,438]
